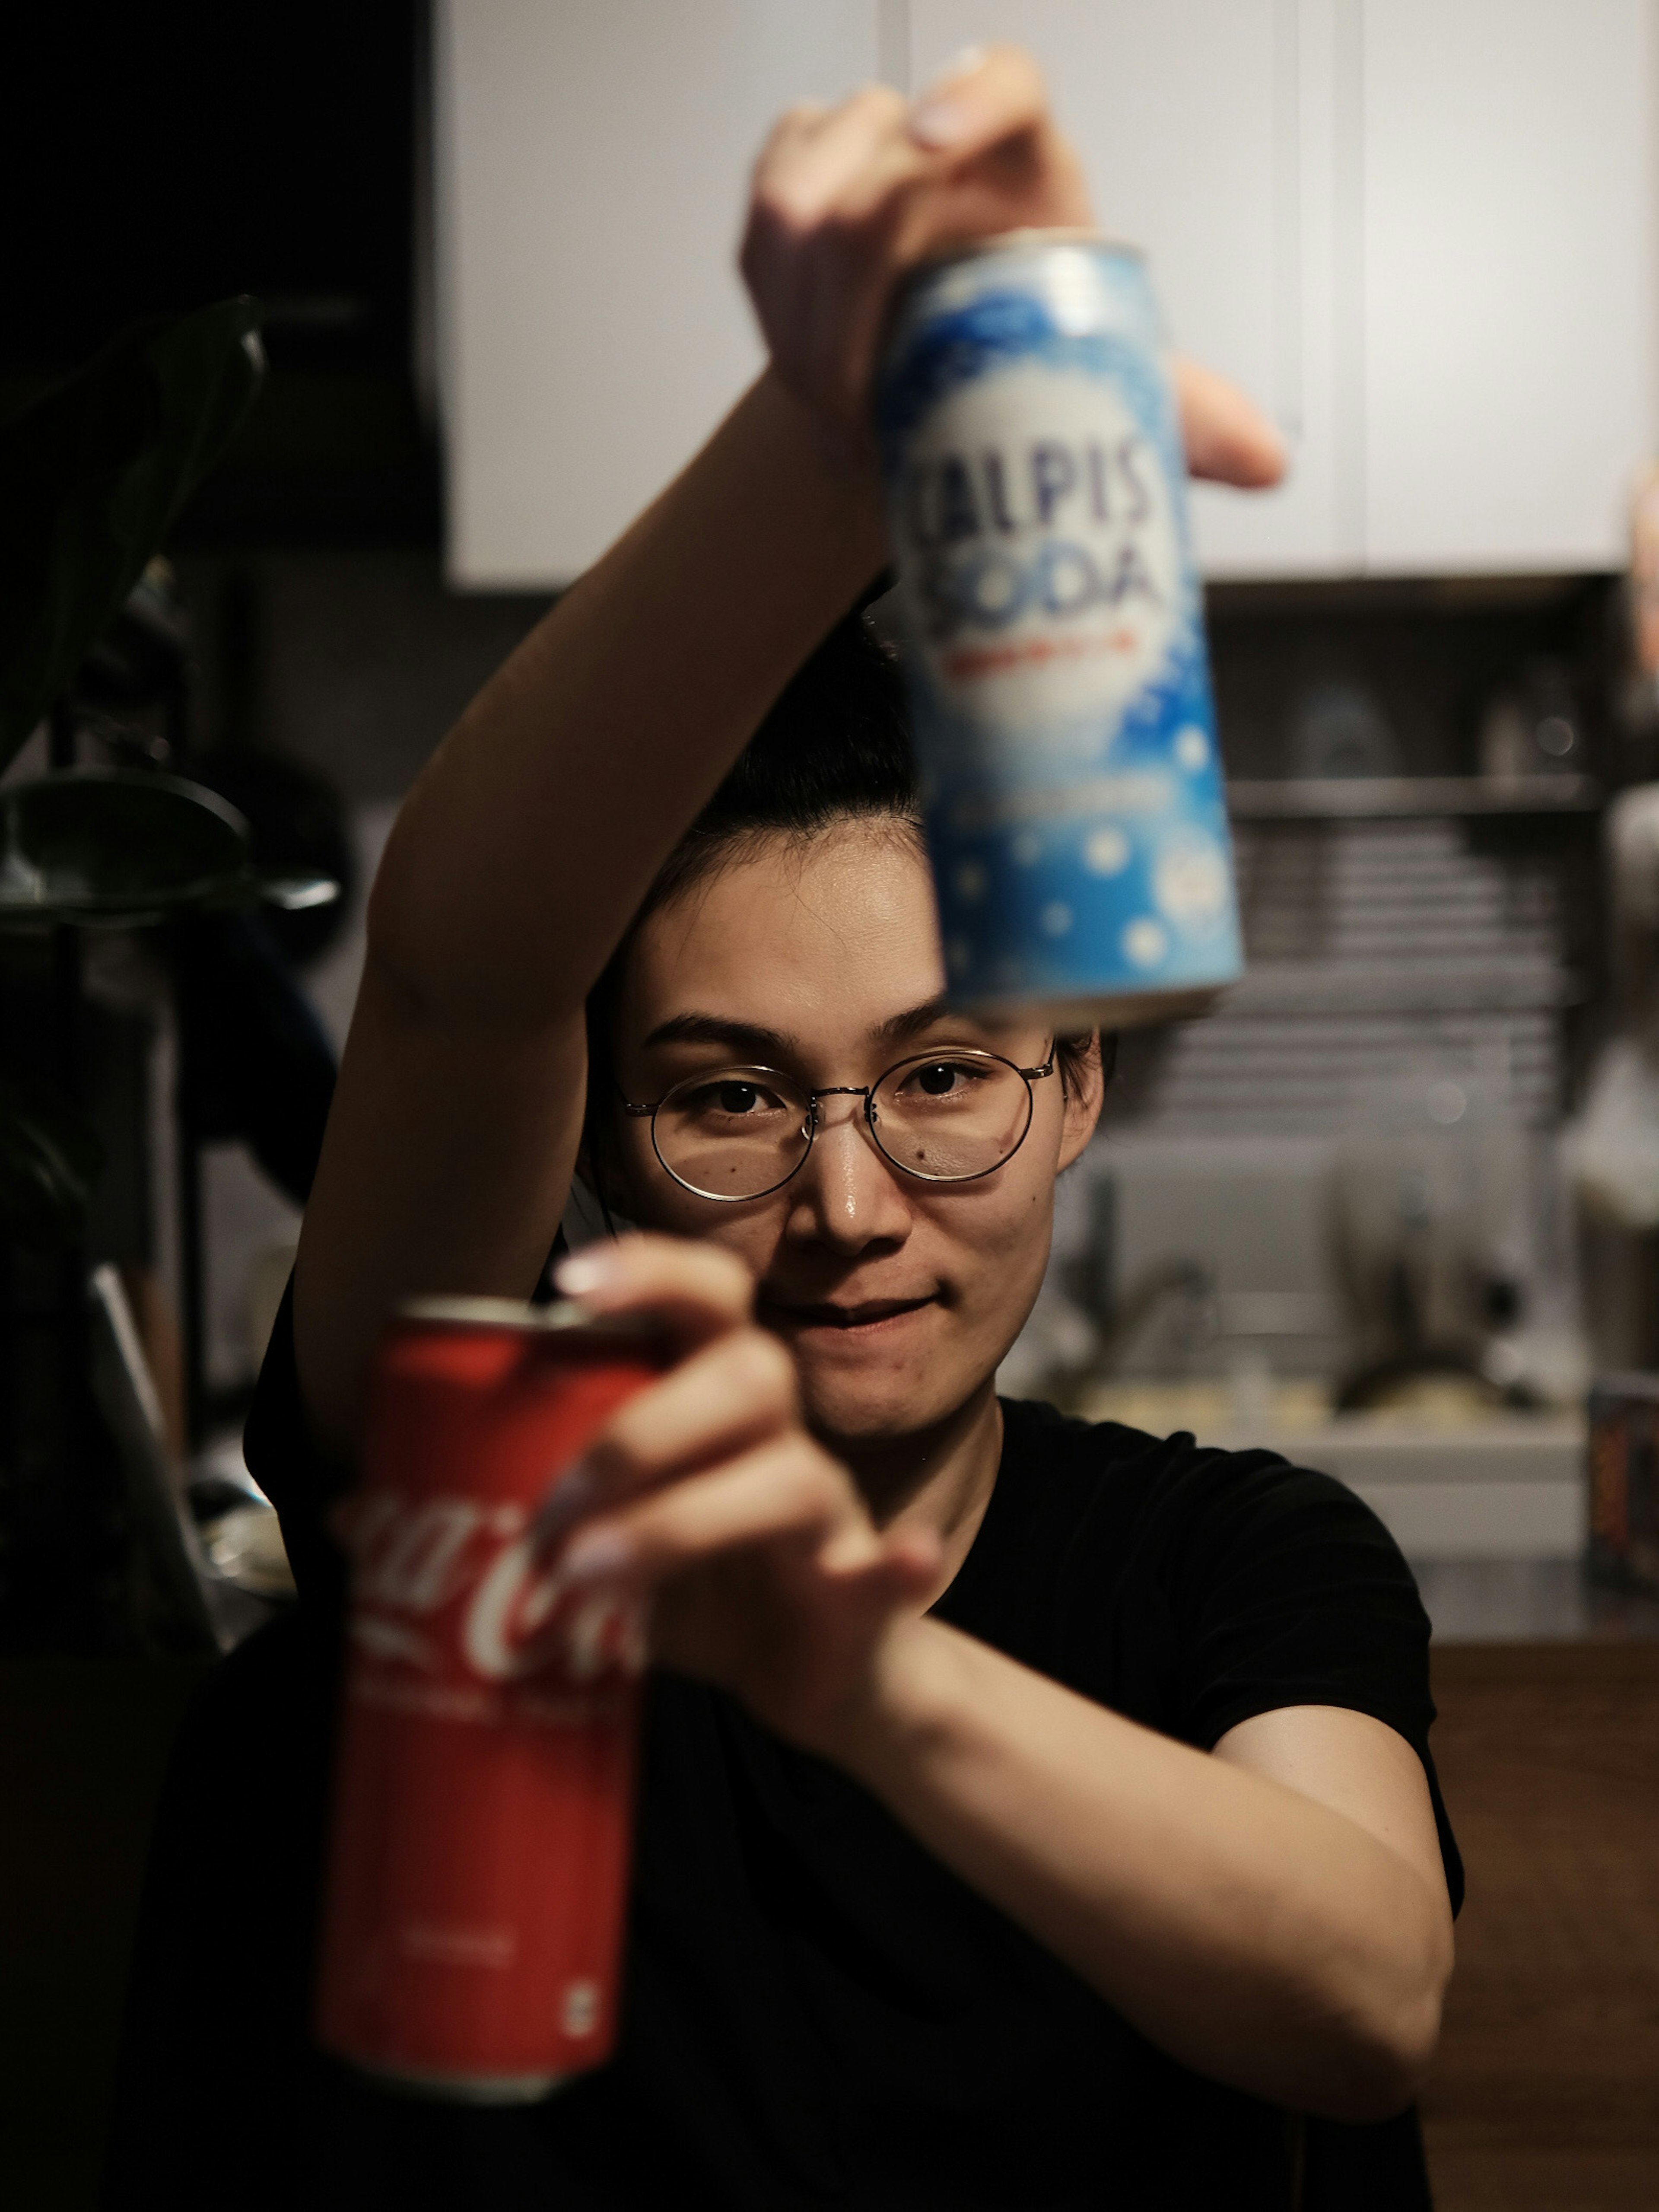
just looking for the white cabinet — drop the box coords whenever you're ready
[1360,0,1654,574]
[439,0,1656,586]
[435,0,880,586]
[915,0,1656,579]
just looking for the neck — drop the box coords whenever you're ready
[825,1377,1005,1603]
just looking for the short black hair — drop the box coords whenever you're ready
[582,603,1105,1181]
[638,606,919,923]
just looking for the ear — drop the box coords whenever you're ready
[1056,1032,1105,1173]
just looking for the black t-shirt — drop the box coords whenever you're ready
[108,1291,1460,2212]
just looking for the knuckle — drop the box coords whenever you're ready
[779,95,829,131]
[750,181,819,245]
[850,79,908,125]
[585,1417,652,1489]
[729,1326,796,1410]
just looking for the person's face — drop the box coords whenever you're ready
[606,821,1101,1449]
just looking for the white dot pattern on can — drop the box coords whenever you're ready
[1083,825,1129,876]
[1154,834,1229,921]
[1122,917,1168,968]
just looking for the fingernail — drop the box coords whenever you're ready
[927,41,985,88]
[556,1248,617,1296]
[909,45,984,147]
[909,94,970,149]
[562,1526,634,1584]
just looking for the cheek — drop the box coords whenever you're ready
[612,1137,788,1270]
[976,1102,1065,1238]
[925,1152,1057,1289]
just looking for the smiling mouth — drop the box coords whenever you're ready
[760,1294,937,1331]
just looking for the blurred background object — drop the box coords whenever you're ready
[1479,657,1586,783]
[1290,678,1400,780]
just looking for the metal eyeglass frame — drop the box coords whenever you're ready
[618,1046,1058,1203]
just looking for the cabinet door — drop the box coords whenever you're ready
[1361,0,1655,574]
[437,0,879,587]
[910,0,1348,577]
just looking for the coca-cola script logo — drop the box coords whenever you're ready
[343,1491,643,1686]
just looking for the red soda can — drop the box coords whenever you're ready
[315,1293,670,2100]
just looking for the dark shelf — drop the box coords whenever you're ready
[1227,774,1601,820]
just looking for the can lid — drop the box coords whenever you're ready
[395,1293,663,1340]
[908,224,1142,272]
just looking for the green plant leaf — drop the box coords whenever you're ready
[0,297,266,772]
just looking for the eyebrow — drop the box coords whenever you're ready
[641,1012,798,1058]
[641,996,962,1061]
[876,994,956,1046]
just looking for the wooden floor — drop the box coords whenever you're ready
[1421,1644,1659,2211]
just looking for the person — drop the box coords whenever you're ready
[107,47,1458,2212]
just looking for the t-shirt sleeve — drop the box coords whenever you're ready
[242,1272,351,1608]
[1163,1446,1463,1913]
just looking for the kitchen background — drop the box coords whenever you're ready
[6,4,1659,2208]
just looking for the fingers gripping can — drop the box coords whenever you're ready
[875,232,1243,1028]
[315,1296,669,2101]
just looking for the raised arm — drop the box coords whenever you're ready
[294,48,1284,1458]
[295,370,888,1457]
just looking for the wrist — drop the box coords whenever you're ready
[811,1614,976,1788]
[749,366,885,524]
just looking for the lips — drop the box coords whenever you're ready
[760,1293,936,1331]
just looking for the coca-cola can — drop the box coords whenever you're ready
[315,1292,671,2101]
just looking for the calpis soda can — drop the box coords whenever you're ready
[315,1295,670,2100]
[875,231,1243,1028]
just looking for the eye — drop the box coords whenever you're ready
[677,1075,792,1122]
[896,1057,991,1100]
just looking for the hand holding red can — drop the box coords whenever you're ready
[547,1237,945,1756]
[315,1243,937,2101]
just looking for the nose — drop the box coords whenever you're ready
[784,1091,913,1253]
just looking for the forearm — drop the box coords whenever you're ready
[370,371,886,1023]
[833,1619,1450,2121]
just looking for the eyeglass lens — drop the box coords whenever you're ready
[650,1055,1035,1200]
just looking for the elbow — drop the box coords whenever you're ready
[1315,1992,1445,2123]
[1307,1923,1453,2124]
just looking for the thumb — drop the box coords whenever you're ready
[1173,354,1287,487]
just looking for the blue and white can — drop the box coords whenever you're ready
[874,232,1242,1028]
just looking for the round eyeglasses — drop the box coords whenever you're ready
[620,1047,1057,1203]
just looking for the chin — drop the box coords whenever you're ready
[794,1353,984,1451]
